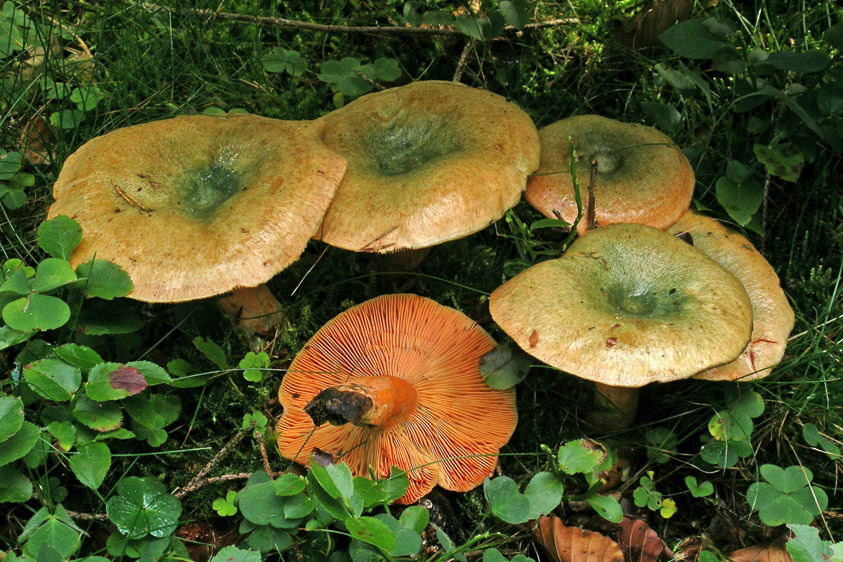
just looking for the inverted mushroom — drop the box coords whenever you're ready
[525,115,695,235]
[666,211,795,381]
[489,223,753,430]
[276,293,518,504]
[47,114,347,335]
[314,80,541,253]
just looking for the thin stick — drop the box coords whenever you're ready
[452,38,473,82]
[353,68,386,91]
[174,423,251,498]
[141,3,576,36]
[256,431,277,477]
[586,157,598,230]
[172,473,252,498]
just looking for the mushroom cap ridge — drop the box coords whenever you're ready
[667,211,795,381]
[489,223,754,387]
[277,293,518,504]
[47,114,347,303]
[526,115,694,234]
[315,80,541,252]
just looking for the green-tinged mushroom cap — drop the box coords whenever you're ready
[525,115,694,234]
[667,211,795,381]
[315,80,540,252]
[47,114,347,304]
[489,223,754,388]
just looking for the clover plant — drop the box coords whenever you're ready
[746,464,828,526]
[699,388,765,468]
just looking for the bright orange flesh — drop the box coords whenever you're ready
[277,294,517,504]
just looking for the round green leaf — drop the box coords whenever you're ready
[484,476,531,525]
[3,293,71,332]
[37,215,82,260]
[47,421,77,450]
[68,442,111,490]
[0,268,31,295]
[74,259,133,299]
[209,546,262,562]
[0,395,24,441]
[238,481,287,526]
[54,343,103,370]
[345,516,397,552]
[587,494,624,523]
[23,358,81,401]
[33,258,78,293]
[399,506,429,535]
[274,473,307,496]
[127,360,172,386]
[524,471,564,519]
[479,343,531,389]
[105,476,181,539]
[0,465,32,502]
[73,395,123,432]
[245,526,292,553]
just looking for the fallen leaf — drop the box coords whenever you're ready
[617,517,674,562]
[533,515,624,562]
[19,115,55,165]
[729,542,793,562]
[613,0,693,49]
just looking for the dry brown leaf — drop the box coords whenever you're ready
[728,543,794,562]
[19,115,55,166]
[532,515,624,562]
[613,0,693,49]
[617,517,674,562]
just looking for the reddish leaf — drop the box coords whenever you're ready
[617,517,674,562]
[108,365,148,396]
[533,515,624,562]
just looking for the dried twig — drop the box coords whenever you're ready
[174,423,251,498]
[140,3,575,37]
[172,473,252,498]
[452,38,474,82]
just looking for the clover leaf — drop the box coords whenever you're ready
[746,465,829,526]
[105,476,182,539]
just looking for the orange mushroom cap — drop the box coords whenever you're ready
[666,211,795,381]
[276,294,518,504]
[47,114,346,303]
[314,81,540,252]
[525,115,694,235]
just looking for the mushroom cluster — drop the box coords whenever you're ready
[45,81,796,504]
[45,81,540,502]
[47,82,539,335]
[489,115,793,430]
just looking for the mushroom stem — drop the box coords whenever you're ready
[305,375,418,430]
[586,382,639,431]
[215,285,285,337]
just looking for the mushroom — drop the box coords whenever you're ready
[314,80,541,254]
[666,211,795,381]
[47,114,347,335]
[489,223,753,430]
[276,293,518,504]
[525,115,694,235]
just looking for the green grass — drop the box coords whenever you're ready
[1,0,841,560]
